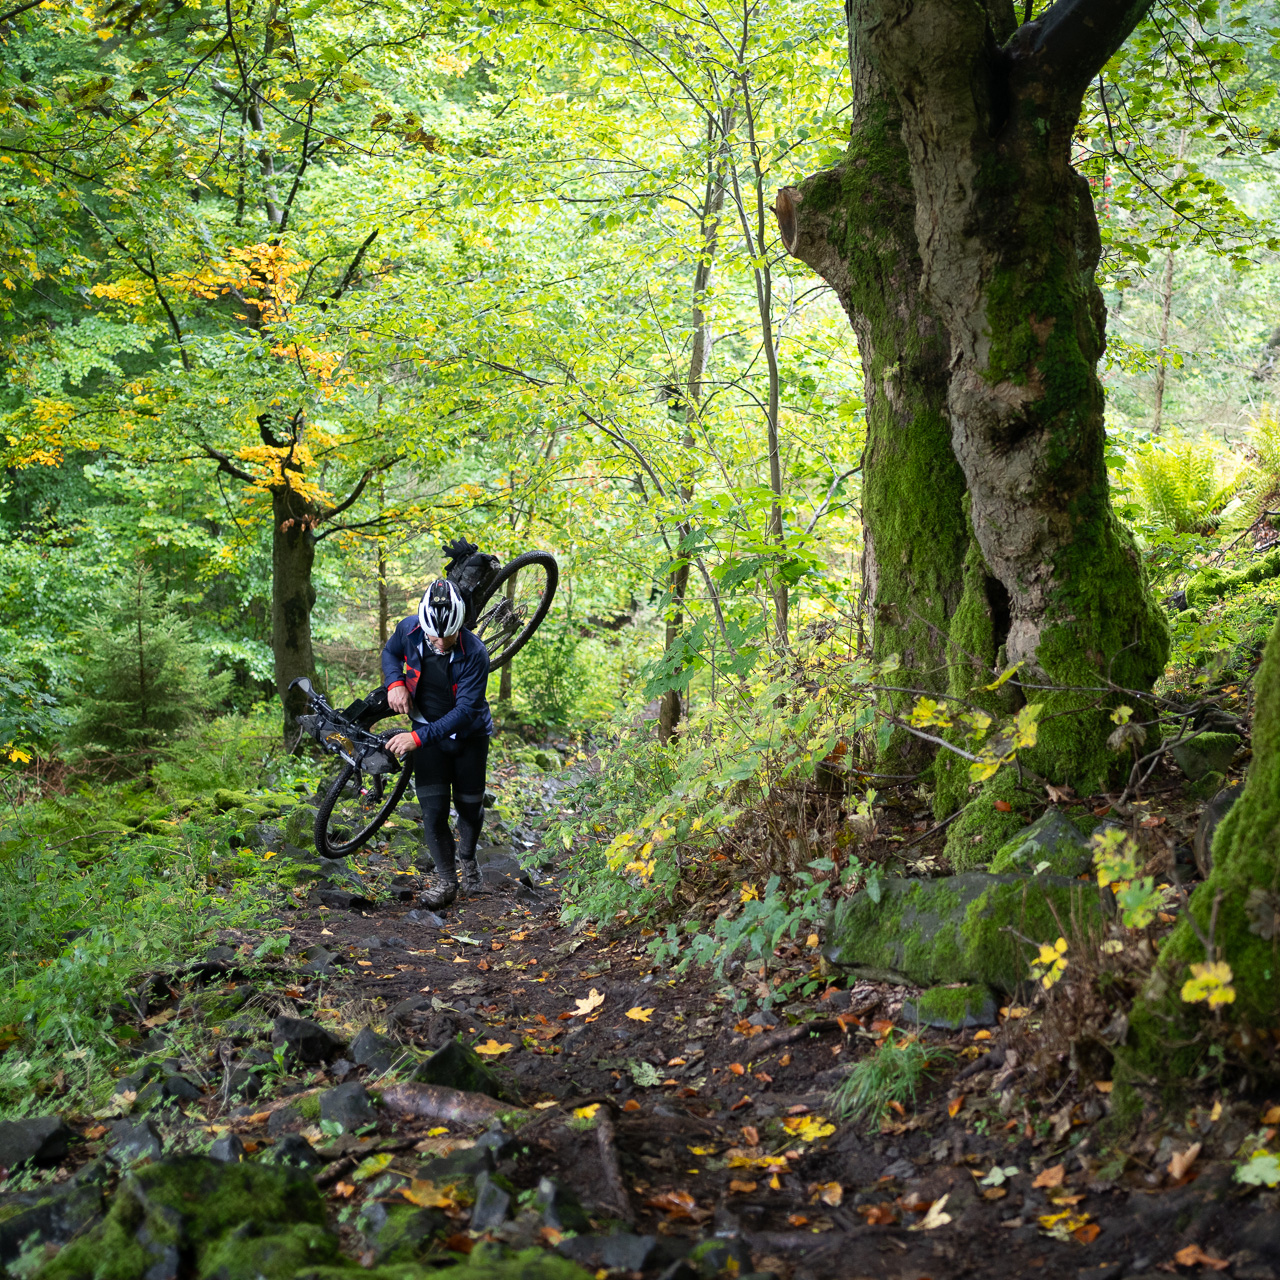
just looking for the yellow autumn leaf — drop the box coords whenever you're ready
[1181,960,1236,1008]
[573,1104,600,1120]
[400,1180,459,1209]
[740,884,759,903]
[626,1006,654,1022]
[474,1039,514,1056]
[573,988,605,1017]
[352,1152,393,1181]
[427,1127,449,1137]
[782,1115,836,1143]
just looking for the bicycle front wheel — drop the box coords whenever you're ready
[472,551,559,671]
[314,756,413,858]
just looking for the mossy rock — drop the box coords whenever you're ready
[283,805,319,847]
[1185,546,1280,610]
[411,1040,511,1101]
[823,872,1110,994]
[941,770,1033,870]
[1169,732,1241,783]
[1187,770,1227,803]
[901,983,997,1030]
[213,789,255,813]
[989,809,1092,877]
[35,1156,327,1279]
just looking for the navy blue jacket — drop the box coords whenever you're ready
[381,617,493,748]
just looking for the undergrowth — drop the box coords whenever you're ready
[832,1032,950,1123]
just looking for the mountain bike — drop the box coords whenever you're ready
[293,550,558,858]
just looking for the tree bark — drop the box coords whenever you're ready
[863,0,1168,792]
[272,486,319,744]
[776,5,971,770]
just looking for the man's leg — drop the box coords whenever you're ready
[413,743,458,908]
[454,735,490,895]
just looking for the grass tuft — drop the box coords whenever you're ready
[831,1032,950,1123]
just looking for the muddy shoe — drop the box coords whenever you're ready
[418,873,458,909]
[458,859,488,896]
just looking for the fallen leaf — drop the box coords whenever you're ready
[728,1179,757,1194]
[735,1020,764,1037]
[994,799,1013,812]
[332,1181,356,1198]
[1174,1243,1229,1271]
[573,1104,600,1120]
[1073,1223,1100,1244]
[810,1181,843,1207]
[491,941,503,951]
[533,1102,557,1111]
[948,1096,965,1118]
[787,1213,809,1227]
[888,1100,905,1115]
[870,1019,894,1035]
[646,1190,704,1221]
[320,928,333,936]
[353,1153,394,1181]
[443,1234,474,1254]
[782,1115,836,1143]
[1095,1080,1114,1093]
[1263,1104,1280,1125]
[857,1203,897,1225]
[357,960,373,967]
[806,933,819,948]
[982,1187,1007,1200]
[1045,783,1073,802]
[626,1006,654,1022]
[973,1029,992,1040]
[1038,1209,1090,1239]
[908,1194,951,1231]
[572,988,606,1017]
[1168,1142,1201,1181]
[730,1095,752,1111]
[622,1099,641,1112]
[741,1126,759,1146]
[476,960,490,972]
[779,1053,792,1066]
[400,1179,459,1209]
[728,1062,746,1076]
[1032,1165,1065,1189]
[1209,1100,1222,1123]
[473,1040,514,1057]
[142,1009,175,1029]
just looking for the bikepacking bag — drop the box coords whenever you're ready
[447,552,501,628]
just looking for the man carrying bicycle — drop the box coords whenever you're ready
[384,578,493,909]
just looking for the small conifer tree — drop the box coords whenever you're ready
[70,567,231,760]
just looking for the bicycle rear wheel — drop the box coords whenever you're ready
[471,551,559,671]
[314,756,413,858]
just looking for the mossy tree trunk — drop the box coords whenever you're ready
[272,485,320,747]
[864,0,1167,794]
[1126,613,1280,1082]
[776,14,971,771]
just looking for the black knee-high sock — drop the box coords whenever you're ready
[455,792,484,864]
[417,787,456,877]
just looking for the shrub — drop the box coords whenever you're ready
[70,567,230,762]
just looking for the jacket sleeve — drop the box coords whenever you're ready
[382,622,408,689]
[412,647,490,745]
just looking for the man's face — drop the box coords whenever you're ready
[429,632,460,654]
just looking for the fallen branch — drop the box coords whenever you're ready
[381,1082,525,1126]
[745,1018,838,1058]
[594,1109,634,1224]
[315,1155,357,1187]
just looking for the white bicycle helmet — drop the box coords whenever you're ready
[418,578,466,638]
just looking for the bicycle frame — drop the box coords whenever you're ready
[290,677,397,776]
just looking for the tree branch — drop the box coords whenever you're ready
[329,228,380,302]
[318,457,397,522]
[1024,0,1154,100]
[199,442,256,484]
[0,0,43,25]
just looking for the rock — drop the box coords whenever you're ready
[299,945,338,977]
[207,1133,245,1163]
[411,1039,507,1100]
[1194,781,1245,878]
[0,1164,106,1265]
[478,851,534,888]
[0,1115,72,1170]
[161,1073,203,1103]
[319,1081,375,1131]
[533,1176,591,1232]
[406,909,446,927]
[263,1133,322,1170]
[34,1156,334,1280]
[1188,770,1227,802]
[107,1118,163,1166]
[989,810,1092,877]
[470,1171,512,1231]
[242,822,282,851]
[282,804,319,846]
[902,984,997,1030]
[328,1058,355,1083]
[823,872,1111,993]
[351,1027,398,1076]
[383,935,410,949]
[558,1233,661,1271]
[271,1015,346,1064]
[316,888,376,911]
[267,1106,302,1136]
[389,996,431,1023]
[1169,731,1241,782]
[362,1200,449,1263]
[357,935,383,949]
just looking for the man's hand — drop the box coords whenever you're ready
[388,685,412,716]
[386,732,418,759]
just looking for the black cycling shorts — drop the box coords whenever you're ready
[412,732,489,803]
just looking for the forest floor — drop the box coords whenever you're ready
[4,754,1280,1280]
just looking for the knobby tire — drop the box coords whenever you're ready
[314,755,412,858]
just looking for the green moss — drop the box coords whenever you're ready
[1125,612,1280,1086]
[1187,770,1227,803]
[823,871,1109,993]
[37,1158,327,1280]
[942,770,1030,870]
[1185,547,1280,609]
[906,984,994,1028]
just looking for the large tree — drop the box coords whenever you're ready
[782,0,1169,847]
